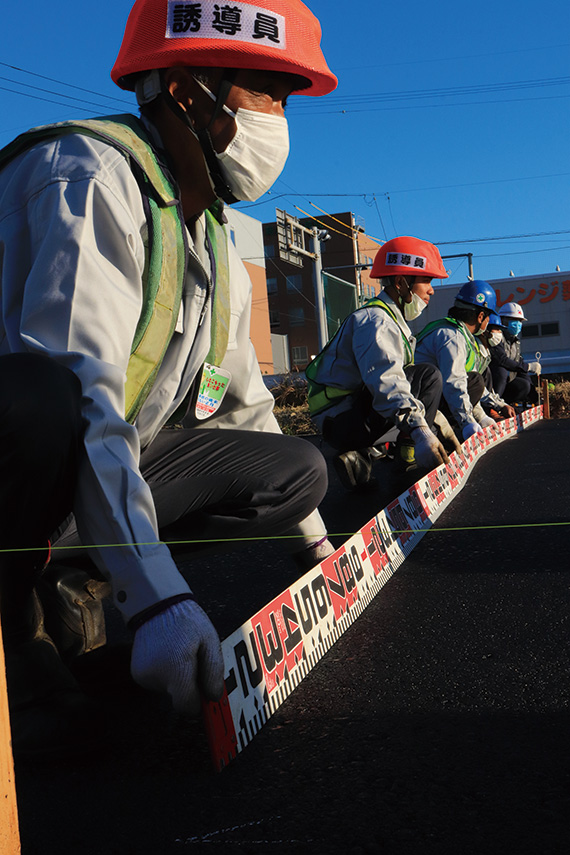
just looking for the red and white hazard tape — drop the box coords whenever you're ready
[203,406,543,770]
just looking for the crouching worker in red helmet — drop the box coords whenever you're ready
[0,0,338,759]
[306,237,450,489]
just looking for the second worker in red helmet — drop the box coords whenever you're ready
[306,236,451,488]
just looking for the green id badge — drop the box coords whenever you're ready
[195,363,232,420]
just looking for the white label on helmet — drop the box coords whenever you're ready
[385,252,427,270]
[166,1,287,50]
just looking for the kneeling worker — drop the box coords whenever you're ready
[415,280,510,439]
[490,302,541,406]
[307,236,449,488]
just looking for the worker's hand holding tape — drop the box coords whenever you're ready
[131,599,225,715]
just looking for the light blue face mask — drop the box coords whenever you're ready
[506,319,523,336]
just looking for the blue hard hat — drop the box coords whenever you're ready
[455,280,497,313]
[487,311,504,327]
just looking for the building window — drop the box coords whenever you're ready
[266,277,278,294]
[292,345,309,364]
[229,228,236,246]
[289,307,305,326]
[269,309,280,328]
[286,274,303,294]
[521,322,559,338]
[264,243,275,257]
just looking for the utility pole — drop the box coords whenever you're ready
[312,227,331,350]
[351,213,363,305]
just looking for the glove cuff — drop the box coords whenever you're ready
[128,593,196,632]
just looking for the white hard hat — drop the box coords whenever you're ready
[499,301,527,321]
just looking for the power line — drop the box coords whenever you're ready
[299,76,570,106]
[0,84,104,115]
[477,245,570,259]
[287,93,570,117]
[289,75,570,112]
[372,195,388,241]
[436,230,570,246]
[0,75,129,113]
[238,172,570,211]
[0,61,132,107]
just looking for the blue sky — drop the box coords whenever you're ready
[2,0,569,284]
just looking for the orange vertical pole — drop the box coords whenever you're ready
[0,614,21,855]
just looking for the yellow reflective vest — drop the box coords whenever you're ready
[306,297,414,416]
[0,114,230,424]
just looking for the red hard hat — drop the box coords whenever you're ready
[370,236,448,280]
[111,0,338,97]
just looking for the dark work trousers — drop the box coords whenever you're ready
[439,371,486,429]
[322,363,443,453]
[138,427,327,555]
[491,366,536,404]
[0,353,328,635]
[0,353,83,641]
[481,366,494,394]
[52,425,328,559]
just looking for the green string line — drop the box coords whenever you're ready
[1,520,569,555]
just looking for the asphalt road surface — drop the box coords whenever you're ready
[13,417,570,855]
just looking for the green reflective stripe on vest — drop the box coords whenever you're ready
[306,297,413,416]
[416,316,480,372]
[0,115,232,425]
[204,207,230,366]
[306,381,353,417]
[364,298,414,366]
[0,115,186,424]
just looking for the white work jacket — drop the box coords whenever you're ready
[414,322,498,431]
[312,292,428,434]
[0,127,324,620]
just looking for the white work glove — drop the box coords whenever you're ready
[462,422,483,441]
[478,414,500,433]
[433,410,462,455]
[528,361,541,375]
[411,426,449,469]
[131,599,225,715]
[472,403,499,434]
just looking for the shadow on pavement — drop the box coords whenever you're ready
[13,418,570,854]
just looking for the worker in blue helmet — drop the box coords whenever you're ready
[489,302,541,406]
[415,281,514,440]
[476,311,517,420]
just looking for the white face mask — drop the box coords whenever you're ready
[403,291,428,321]
[217,108,290,201]
[193,77,289,202]
[488,330,503,346]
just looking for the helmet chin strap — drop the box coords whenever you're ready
[159,69,239,205]
[398,275,414,313]
[474,313,488,335]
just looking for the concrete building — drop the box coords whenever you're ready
[262,211,383,371]
[225,207,274,375]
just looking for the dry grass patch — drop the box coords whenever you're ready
[548,380,570,419]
